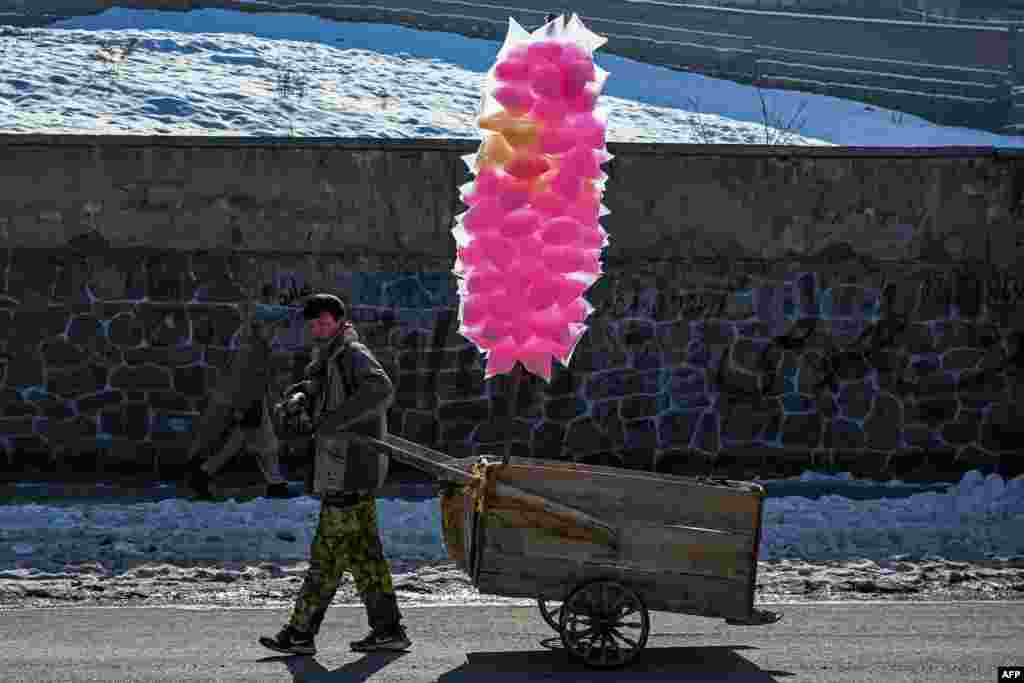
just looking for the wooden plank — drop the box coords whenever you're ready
[464,504,478,579]
[492,464,765,513]
[491,463,762,535]
[482,503,617,561]
[373,434,476,483]
[480,514,753,581]
[483,527,616,564]
[439,488,467,568]
[495,456,766,504]
[492,482,618,546]
[475,551,753,620]
[483,501,618,549]
[617,521,755,581]
[496,455,763,494]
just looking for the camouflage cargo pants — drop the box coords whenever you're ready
[288,497,400,636]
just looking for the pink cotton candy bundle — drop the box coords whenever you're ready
[452,14,612,382]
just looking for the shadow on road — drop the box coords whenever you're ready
[437,644,794,682]
[256,651,407,682]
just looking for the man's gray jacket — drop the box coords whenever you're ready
[290,324,394,502]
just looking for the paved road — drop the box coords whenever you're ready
[1,602,1021,682]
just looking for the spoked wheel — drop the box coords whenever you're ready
[559,580,650,669]
[537,598,563,633]
[536,598,561,634]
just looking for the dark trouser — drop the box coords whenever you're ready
[288,496,402,636]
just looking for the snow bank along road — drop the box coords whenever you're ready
[0,470,1021,608]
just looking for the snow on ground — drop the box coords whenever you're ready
[0,470,1022,609]
[0,7,1021,146]
[0,495,445,570]
[760,470,1024,561]
[0,470,1021,577]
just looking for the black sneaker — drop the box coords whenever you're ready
[259,626,316,656]
[266,483,290,499]
[350,626,411,652]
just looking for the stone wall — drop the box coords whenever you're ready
[1,136,1022,483]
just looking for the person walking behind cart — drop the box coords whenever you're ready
[259,293,410,656]
[187,314,289,500]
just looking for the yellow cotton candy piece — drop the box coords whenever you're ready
[476,133,517,171]
[478,111,538,149]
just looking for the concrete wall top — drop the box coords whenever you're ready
[3,135,1023,269]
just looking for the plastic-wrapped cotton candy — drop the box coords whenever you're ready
[452,13,612,382]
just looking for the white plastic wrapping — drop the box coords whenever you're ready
[452,14,613,382]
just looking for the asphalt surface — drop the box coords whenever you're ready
[1,602,1021,682]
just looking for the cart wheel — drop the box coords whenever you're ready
[537,598,563,633]
[559,580,650,669]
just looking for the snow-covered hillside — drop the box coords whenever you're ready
[0,7,1021,146]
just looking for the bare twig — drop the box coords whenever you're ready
[782,101,808,142]
[756,87,808,145]
[758,88,771,145]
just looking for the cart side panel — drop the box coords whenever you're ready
[481,508,755,581]
[495,464,762,535]
[476,551,752,620]
[465,500,480,579]
[439,488,468,569]
[481,507,619,563]
[616,521,756,582]
[502,456,761,492]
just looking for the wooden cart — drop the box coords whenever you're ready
[367,433,781,669]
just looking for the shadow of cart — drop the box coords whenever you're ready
[437,645,794,682]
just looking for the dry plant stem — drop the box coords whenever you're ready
[782,101,809,142]
[756,87,808,144]
[759,89,771,145]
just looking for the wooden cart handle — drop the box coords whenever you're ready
[356,433,619,547]
[368,433,476,483]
